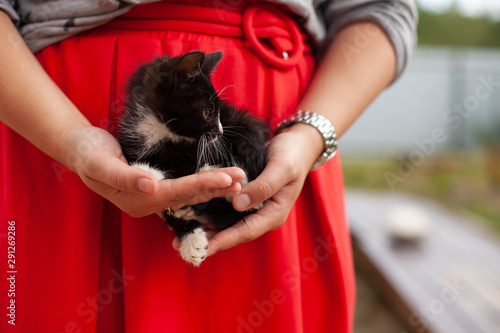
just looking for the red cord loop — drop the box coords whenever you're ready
[105,3,306,70]
[243,4,304,70]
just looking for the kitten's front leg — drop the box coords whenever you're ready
[167,217,209,266]
[133,162,210,265]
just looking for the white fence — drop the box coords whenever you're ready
[340,47,500,156]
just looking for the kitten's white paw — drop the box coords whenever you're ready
[179,227,209,266]
[131,162,166,181]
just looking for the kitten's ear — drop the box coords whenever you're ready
[175,51,204,79]
[202,51,223,74]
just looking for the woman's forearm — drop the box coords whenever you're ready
[1,10,248,216]
[296,21,397,139]
[0,11,91,168]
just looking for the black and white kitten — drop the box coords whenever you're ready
[118,51,270,266]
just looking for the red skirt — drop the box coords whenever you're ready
[0,3,355,332]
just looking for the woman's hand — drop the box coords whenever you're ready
[195,123,324,256]
[62,126,246,218]
[195,21,397,255]
[0,12,245,219]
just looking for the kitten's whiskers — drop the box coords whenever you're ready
[196,134,217,170]
[196,134,208,170]
[223,129,259,151]
[216,136,236,167]
[223,125,256,132]
[217,85,234,98]
[210,85,234,103]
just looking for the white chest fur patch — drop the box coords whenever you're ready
[137,113,194,148]
[136,113,170,148]
[136,111,195,148]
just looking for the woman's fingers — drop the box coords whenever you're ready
[206,180,304,257]
[166,181,242,211]
[232,157,293,211]
[198,128,320,257]
[206,201,285,256]
[90,154,160,194]
[81,146,246,216]
[161,167,245,209]
[65,126,161,195]
[67,126,250,218]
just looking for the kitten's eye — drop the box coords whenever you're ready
[203,109,212,120]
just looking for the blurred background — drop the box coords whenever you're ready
[344,1,500,332]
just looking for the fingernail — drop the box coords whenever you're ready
[234,194,250,211]
[137,178,153,194]
[226,183,242,195]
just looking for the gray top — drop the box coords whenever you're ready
[0,0,417,80]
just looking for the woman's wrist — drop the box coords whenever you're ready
[276,110,338,170]
[59,123,98,173]
[276,122,324,172]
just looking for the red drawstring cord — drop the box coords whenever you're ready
[104,3,307,70]
[243,4,304,70]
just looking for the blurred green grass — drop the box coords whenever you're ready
[341,148,500,234]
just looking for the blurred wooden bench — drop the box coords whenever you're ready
[346,190,500,333]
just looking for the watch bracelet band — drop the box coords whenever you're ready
[275,110,338,170]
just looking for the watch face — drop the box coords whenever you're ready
[278,110,337,170]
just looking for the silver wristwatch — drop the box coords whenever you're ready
[276,110,338,170]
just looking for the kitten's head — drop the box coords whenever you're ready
[131,51,224,142]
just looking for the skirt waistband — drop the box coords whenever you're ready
[103,3,308,70]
